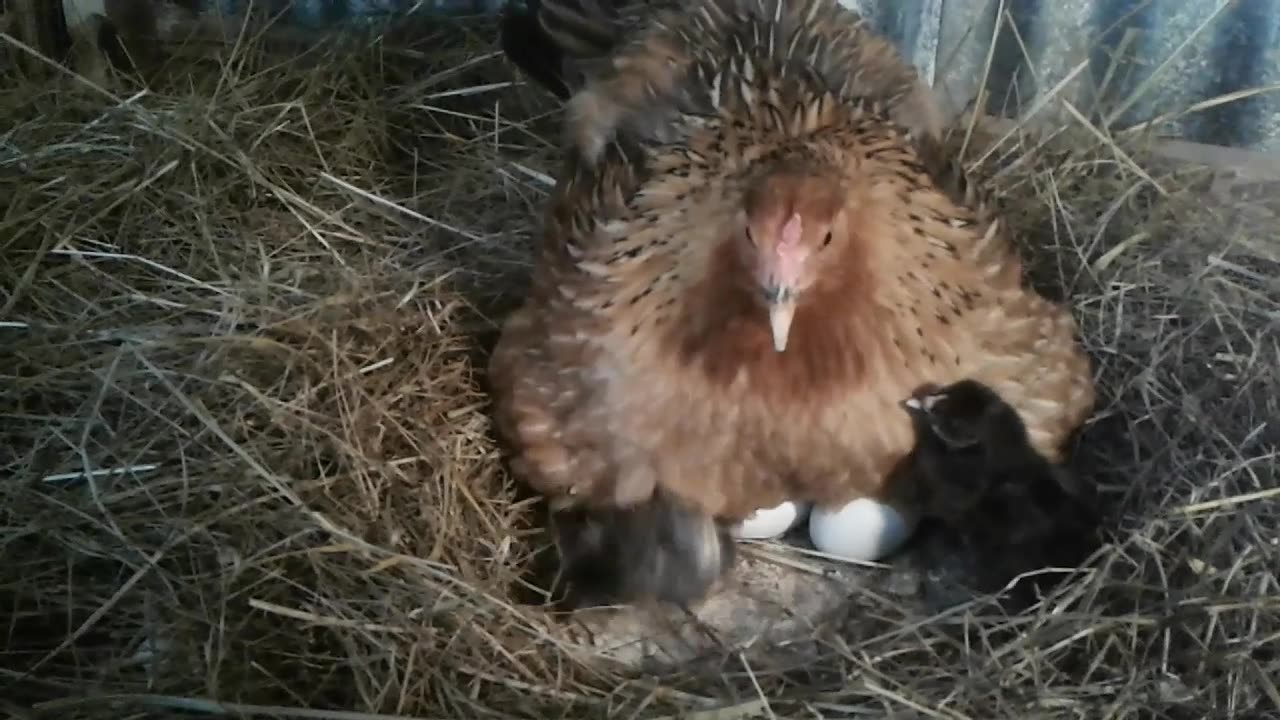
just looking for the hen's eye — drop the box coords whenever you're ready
[745,228,756,247]
[821,231,833,248]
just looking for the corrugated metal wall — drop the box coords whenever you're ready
[128,0,1280,151]
[194,0,505,24]
[840,0,1280,152]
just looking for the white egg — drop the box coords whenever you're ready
[808,497,919,562]
[731,500,812,540]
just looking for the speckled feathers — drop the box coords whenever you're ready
[554,0,946,164]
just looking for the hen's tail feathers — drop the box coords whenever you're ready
[499,0,629,100]
[548,489,735,608]
[536,0,625,59]
[500,1,572,100]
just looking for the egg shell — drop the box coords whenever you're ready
[808,498,919,562]
[731,500,812,540]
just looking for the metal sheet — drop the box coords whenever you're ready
[921,0,1280,152]
[199,0,506,26]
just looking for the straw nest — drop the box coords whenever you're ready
[3,11,1278,720]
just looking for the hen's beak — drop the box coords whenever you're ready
[768,298,797,352]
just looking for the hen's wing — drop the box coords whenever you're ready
[955,216,1095,462]
[903,148,1095,462]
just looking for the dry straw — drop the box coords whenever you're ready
[2,6,1278,720]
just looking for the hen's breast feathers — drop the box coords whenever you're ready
[490,0,1095,519]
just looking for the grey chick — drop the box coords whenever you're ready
[548,488,736,610]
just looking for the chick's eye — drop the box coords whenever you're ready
[821,231,833,248]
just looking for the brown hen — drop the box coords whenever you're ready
[491,0,1096,605]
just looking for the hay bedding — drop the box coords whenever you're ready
[2,10,1279,720]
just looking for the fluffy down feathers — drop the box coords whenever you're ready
[898,379,1103,607]
[491,0,1095,539]
[549,487,735,607]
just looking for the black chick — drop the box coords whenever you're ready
[547,488,736,610]
[898,379,1102,608]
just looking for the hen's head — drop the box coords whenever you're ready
[740,170,849,352]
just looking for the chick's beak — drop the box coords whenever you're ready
[901,391,944,414]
